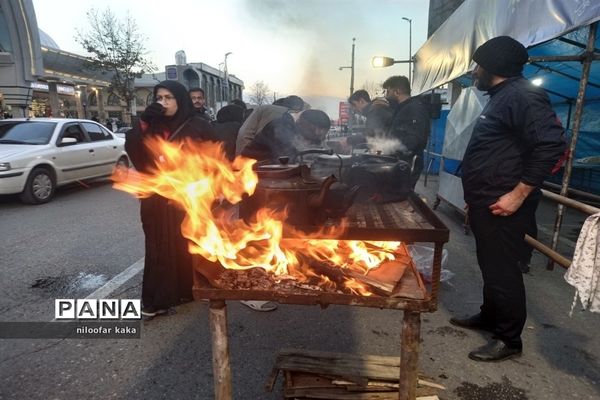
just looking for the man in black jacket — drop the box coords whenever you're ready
[189,87,211,121]
[383,76,431,188]
[348,89,392,138]
[451,36,566,362]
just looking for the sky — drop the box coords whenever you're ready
[32,0,429,115]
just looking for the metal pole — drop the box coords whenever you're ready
[350,38,355,97]
[224,52,232,103]
[529,54,600,63]
[402,17,412,84]
[409,19,412,84]
[547,22,597,270]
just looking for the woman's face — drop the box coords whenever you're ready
[155,88,178,117]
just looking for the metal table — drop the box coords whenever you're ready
[193,192,449,400]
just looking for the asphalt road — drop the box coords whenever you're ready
[0,177,598,400]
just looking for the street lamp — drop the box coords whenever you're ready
[371,56,412,68]
[218,62,225,105]
[338,38,356,97]
[223,52,232,103]
[402,17,412,84]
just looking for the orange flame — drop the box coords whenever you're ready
[113,137,401,294]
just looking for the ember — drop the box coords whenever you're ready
[113,137,403,295]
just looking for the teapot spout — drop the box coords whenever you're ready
[307,175,337,209]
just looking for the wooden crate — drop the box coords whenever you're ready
[266,349,444,399]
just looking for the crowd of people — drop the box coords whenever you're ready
[127,36,567,365]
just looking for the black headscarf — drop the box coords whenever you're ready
[152,80,196,133]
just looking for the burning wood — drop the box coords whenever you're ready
[113,137,409,297]
[201,248,413,298]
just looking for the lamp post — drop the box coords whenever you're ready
[218,62,225,106]
[402,17,412,84]
[223,52,232,103]
[338,37,356,97]
[371,56,412,68]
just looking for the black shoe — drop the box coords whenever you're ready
[449,314,494,333]
[468,339,522,362]
[141,306,167,317]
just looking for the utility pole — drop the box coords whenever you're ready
[339,37,356,97]
[350,37,355,96]
[402,17,412,84]
[223,52,232,103]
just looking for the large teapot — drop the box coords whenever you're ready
[239,151,359,226]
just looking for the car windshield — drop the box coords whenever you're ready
[0,121,56,145]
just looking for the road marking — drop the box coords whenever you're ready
[85,257,144,299]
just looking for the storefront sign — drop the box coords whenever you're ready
[57,85,75,95]
[30,82,75,95]
[31,82,49,91]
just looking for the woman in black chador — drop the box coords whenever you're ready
[125,80,215,317]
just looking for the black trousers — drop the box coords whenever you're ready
[468,201,537,348]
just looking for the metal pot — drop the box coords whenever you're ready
[343,153,415,203]
[239,154,358,226]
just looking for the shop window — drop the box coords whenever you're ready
[107,93,121,106]
[0,8,13,53]
[89,92,97,106]
[136,90,151,107]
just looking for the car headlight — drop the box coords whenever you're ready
[0,162,11,171]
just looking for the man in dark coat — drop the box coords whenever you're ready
[189,87,211,121]
[348,89,393,139]
[235,95,305,155]
[241,109,331,163]
[383,76,431,188]
[126,80,215,317]
[212,104,245,160]
[451,36,566,361]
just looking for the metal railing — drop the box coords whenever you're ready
[527,189,600,269]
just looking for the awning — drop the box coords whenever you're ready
[412,0,600,97]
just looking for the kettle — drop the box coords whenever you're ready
[239,150,358,226]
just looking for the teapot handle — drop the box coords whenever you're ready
[296,148,334,164]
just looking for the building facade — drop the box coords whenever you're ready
[0,0,243,125]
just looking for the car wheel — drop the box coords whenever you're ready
[113,156,130,180]
[20,167,56,204]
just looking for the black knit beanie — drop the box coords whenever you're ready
[472,36,529,77]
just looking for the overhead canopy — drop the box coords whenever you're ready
[412,0,600,98]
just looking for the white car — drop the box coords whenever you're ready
[0,118,129,204]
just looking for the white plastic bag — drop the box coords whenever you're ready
[408,244,453,283]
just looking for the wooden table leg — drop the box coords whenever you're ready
[399,311,421,400]
[209,300,232,400]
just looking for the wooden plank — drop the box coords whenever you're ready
[366,259,410,287]
[264,367,279,392]
[208,301,232,400]
[276,349,401,382]
[391,263,426,300]
[399,312,421,400]
[284,387,401,399]
[331,378,444,391]
[291,372,339,389]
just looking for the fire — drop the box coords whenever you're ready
[113,137,401,295]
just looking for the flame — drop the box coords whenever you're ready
[113,137,401,295]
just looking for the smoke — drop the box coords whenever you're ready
[240,0,362,97]
[365,135,408,155]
